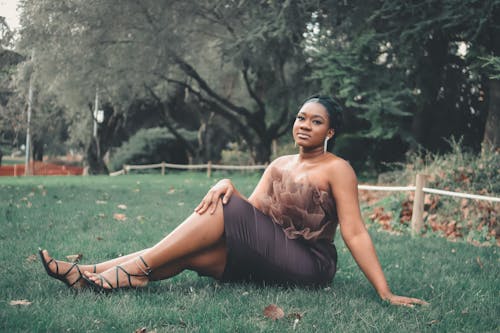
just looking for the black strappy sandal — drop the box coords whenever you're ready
[39,248,96,288]
[83,256,152,293]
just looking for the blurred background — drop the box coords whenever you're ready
[0,0,499,176]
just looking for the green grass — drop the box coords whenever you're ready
[0,174,498,332]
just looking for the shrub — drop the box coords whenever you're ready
[109,127,197,171]
[363,139,499,246]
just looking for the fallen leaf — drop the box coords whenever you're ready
[134,327,147,333]
[136,215,145,222]
[178,202,184,206]
[113,213,127,221]
[66,254,83,262]
[427,319,439,326]
[96,200,107,205]
[263,304,285,320]
[10,299,32,306]
[26,254,37,262]
[117,204,127,210]
[476,256,484,269]
[96,236,104,241]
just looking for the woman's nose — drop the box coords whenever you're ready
[300,121,311,130]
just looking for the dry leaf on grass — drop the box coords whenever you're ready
[476,256,484,269]
[10,299,32,306]
[263,304,285,320]
[26,254,38,262]
[96,200,107,205]
[117,204,127,210]
[113,213,127,221]
[134,327,147,333]
[66,254,83,262]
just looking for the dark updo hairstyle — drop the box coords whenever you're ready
[300,94,343,151]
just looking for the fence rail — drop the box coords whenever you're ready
[113,162,499,235]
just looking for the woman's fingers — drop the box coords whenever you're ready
[388,295,429,307]
[222,187,233,204]
[195,180,234,215]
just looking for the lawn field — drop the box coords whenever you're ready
[0,173,498,332]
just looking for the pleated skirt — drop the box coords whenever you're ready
[220,195,337,287]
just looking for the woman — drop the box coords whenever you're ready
[40,95,427,307]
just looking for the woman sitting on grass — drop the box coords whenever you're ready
[40,95,427,307]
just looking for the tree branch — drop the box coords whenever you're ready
[242,65,266,115]
[172,56,254,120]
[163,77,256,147]
[143,84,196,156]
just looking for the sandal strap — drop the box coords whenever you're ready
[135,256,152,279]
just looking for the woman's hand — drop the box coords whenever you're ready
[194,179,235,215]
[381,292,429,308]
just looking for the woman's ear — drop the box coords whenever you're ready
[328,129,335,140]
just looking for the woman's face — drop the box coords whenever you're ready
[293,102,334,150]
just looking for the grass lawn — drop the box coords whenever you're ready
[1,173,498,332]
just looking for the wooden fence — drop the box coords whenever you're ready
[112,162,500,236]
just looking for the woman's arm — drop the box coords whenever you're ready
[195,156,285,215]
[330,160,428,307]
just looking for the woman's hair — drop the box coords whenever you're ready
[300,94,344,150]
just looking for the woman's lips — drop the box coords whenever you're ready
[297,133,310,139]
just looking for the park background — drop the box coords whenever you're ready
[0,1,499,332]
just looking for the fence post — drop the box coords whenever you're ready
[123,165,127,175]
[161,161,166,176]
[207,161,212,178]
[411,173,427,237]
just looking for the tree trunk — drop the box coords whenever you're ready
[32,138,44,161]
[86,137,109,175]
[253,135,272,164]
[482,79,500,149]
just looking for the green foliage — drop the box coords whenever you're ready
[109,127,197,171]
[0,175,498,332]
[309,0,499,160]
[364,139,499,245]
[404,139,499,195]
[481,55,500,79]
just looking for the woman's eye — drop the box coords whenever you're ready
[313,120,322,125]
[296,115,305,120]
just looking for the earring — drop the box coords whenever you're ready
[324,137,329,153]
[294,141,297,148]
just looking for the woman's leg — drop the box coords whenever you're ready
[84,201,226,289]
[148,240,227,281]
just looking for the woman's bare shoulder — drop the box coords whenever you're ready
[324,155,357,183]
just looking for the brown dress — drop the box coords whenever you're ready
[220,169,339,286]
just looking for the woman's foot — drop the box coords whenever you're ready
[39,249,95,289]
[83,256,152,291]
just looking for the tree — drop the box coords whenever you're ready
[481,56,500,148]
[309,0,499,167]
[17,0,322,170]
[0,17,25,158]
